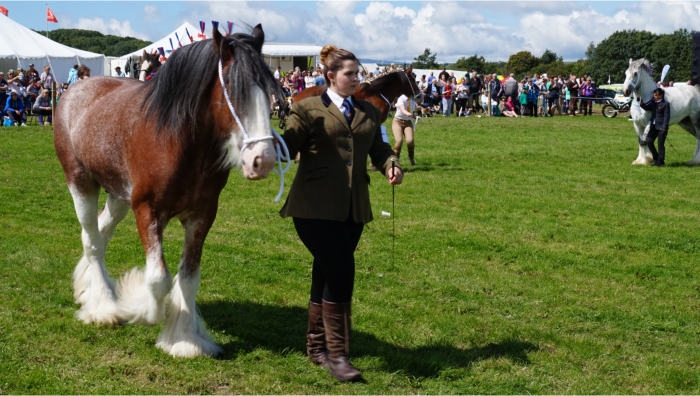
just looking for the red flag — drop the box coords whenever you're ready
[46,7,58,23]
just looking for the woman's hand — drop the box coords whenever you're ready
[387,165,403,185]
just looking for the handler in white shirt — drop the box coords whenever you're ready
[392,94,417,165]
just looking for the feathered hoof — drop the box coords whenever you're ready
[156,337,223,358]
[75,301,122,326]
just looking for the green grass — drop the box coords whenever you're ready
[0,114,698,394]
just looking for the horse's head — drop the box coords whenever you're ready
[623,58,654,97]
[214,25,283,180]
[403,67,421,99]
[139,50,162,82]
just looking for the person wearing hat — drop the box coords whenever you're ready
[4,91,27,126]
[26,64,40,85]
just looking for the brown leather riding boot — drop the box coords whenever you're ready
[306,301,328,367]
[322,300,363,382]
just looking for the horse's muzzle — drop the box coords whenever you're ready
[241,143,276,180]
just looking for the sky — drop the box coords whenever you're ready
[4,0,700,63]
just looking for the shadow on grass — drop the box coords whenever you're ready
[200,301,538,378]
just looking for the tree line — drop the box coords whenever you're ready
[38,29,151,57]
[412,29,695,85]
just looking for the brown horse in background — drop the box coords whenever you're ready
[278,68,419,128]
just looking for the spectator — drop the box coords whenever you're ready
[77,65,91,80]
[547,76,562,115]
[4,91,27,126]
[502,95,519,117]
[40,65,55,92]
[469,73,482,114]
[0,71,8,107]
[32,88,53,126]
[113,66,126,77]
[566,74,579,116]
[503,73,519,114]
[25,64,40,86]
[7,69,23,95]
[579,76,595,116]
[525,78,539,117]
[67,64,79,85]
[440,74,452,116]
[455,75,471,117]
[488,73,503,115]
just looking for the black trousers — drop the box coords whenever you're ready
[293,217,364,304]
[646,126,667,164]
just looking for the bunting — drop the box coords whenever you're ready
[198,20,206,39]
[0,6,8,16]
[211,20,219,33]
[226,21,233,35]
[185,27,194,43]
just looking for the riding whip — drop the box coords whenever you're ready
[391,159,396,268]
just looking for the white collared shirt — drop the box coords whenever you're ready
[326,88,352,114]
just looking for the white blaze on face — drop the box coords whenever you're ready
[139,60,152,82]
[222,84,276,180]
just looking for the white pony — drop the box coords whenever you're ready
[622,58,700,165]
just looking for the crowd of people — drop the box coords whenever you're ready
[0,63,93,127]
[412,68,609,119]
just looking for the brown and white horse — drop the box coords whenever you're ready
[138,50,162,81]
[53,25,283,357]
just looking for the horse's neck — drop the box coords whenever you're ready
[635,73,656,103]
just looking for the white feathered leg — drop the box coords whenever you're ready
[156,270,222,357]
[70,186,120,325]
[115,247,171,325]
[688,137,700,165]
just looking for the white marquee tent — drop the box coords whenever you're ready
[113,22,322,76]
[0,13,104,84]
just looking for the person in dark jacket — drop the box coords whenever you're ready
[280,44,403,382]
[641,88,671,166]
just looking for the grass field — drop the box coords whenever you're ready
[0,113,698,394]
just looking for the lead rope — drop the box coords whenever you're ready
[218,60,290,202]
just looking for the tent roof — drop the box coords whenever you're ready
[262,43,321,57]
[121,22,204,60]
[0,13,103,60]
[121,22,322,61]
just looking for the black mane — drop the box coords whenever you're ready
[142,29,283,137]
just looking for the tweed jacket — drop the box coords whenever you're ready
[280,91,400,224]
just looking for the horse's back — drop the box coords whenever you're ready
[56,77,142,128]
[54,77,145,198]
[664,84,700,124]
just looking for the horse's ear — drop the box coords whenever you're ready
[212,28,230,61]
[251,24,265,53]
[629,58,633,65]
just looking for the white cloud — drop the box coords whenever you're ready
[72,17,147,40]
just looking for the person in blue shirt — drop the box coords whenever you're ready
[4,91,26,126]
